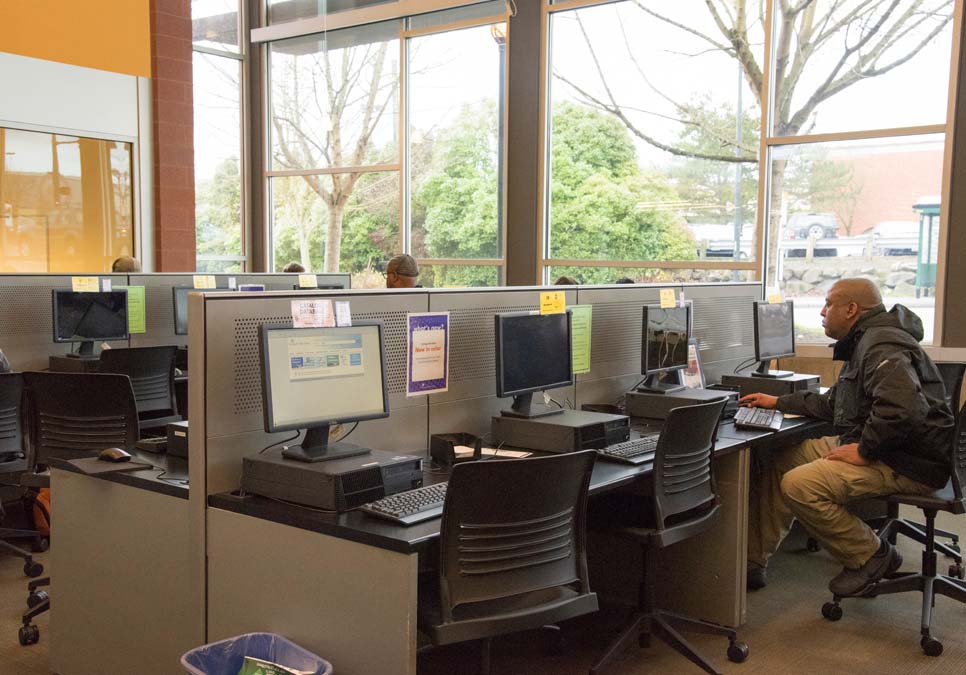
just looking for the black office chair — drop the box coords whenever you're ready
[0,373,45,578]
[17,371,140,646]
[870,362,965,569]
[98,346,181,433]
[418,450,599,675]
[821,398,966,656]
[590,399,748,675]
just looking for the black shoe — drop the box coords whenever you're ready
[828,541,902,597]
[747,565,767,591]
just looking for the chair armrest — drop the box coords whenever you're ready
[20,472,50,489]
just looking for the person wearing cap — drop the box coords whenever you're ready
[386,254,419,288]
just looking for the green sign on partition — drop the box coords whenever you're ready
[116,285,146,334]
[570,305,592,375]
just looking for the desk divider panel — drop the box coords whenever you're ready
[427,287,578,442]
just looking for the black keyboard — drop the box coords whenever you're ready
[360,482,447,526]
[734,407,784,431]
[597,436,659,465]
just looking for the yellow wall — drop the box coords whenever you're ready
[0,1,151,78]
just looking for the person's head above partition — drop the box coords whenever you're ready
[386,254,419,288]
[554,275,579,286]
[282,261,306,273]
[111,256,141,273]
[615,277,635,284]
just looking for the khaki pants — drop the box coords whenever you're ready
[748,436,934,570]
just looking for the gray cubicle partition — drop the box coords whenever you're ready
[0,273,132,370]
[0,272,352,363]
[189,282,761,675]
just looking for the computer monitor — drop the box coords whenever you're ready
[260,322,389,462]
[495,310,574,418]
[173,287,220,336]
[52,289,129,358]
[639,304,691,394]
[752,301,795,378]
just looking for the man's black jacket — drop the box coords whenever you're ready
[777,305,954,488]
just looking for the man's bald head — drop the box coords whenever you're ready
[821,278,885,340]
[828,278,883,311]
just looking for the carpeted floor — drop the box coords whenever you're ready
[1,509,964,675]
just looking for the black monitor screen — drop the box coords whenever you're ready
[755,301,795,360]
[173,287,218,335]
[495,311,574,397]
[52,290,129,343]
[642,305,690,375]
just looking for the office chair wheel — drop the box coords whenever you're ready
[921,637,943,657]
[26,591,48,609]
[23,561,43,578]
[31,537,49,553]
[821,602,842,621]
[18,624,39,646]
[727,640,749,663]
[806,537,821,553]
[949,563,964,579]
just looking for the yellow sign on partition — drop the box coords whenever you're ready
[570,305,593,375]
[659,288,677,308]
[298,274,318,289]
[193,275,216,289]
[71,276,100,293]
[540,291,566,315]
[767,289,783,304]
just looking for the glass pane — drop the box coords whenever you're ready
[407,1,505,30]
[191,0,239,53]
[771,0,954,135]
[408,24,503,260]
[270,171,399,274]
[267,0,392,25]
[546,266,754,286]
[0,128,133,273]
[766,135,944,344]
[269,22,400,171]
[548,1,761,263]
[194,53,244,270]
[418,264,500,288]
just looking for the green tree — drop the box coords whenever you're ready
[549,102,694,284]
[195,158,242,272]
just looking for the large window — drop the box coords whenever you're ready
[764,0,955,344]
[0,128,133,273]
[264,2,507,288]
[192,0,247,272]
[546,1,762,284]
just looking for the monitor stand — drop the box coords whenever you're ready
[751,359,793,379]
[500,392,565,419]
[636,372,684,395]
[67,341,96,359]
[281,425,371,463]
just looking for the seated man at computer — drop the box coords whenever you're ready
[740,278,953,596]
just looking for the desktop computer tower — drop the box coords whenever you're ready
[625,387,738,421]
[721,372,821,398]
[242,448,423,511]
[491,410,629,453]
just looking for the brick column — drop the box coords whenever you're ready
[150,0,196,271]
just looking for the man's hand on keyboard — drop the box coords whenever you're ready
[739,393,778,409]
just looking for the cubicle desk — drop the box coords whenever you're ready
[48,451,199,675]
[204,418,823,675]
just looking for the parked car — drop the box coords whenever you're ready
[864,220,919,256]
[687,223,753,259]
[786,212,839,240]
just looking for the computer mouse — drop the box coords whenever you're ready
[98,447,132,463]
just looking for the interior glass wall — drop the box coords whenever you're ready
[0,128,133,273]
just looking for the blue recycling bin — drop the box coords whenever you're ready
[181,633,333,675]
